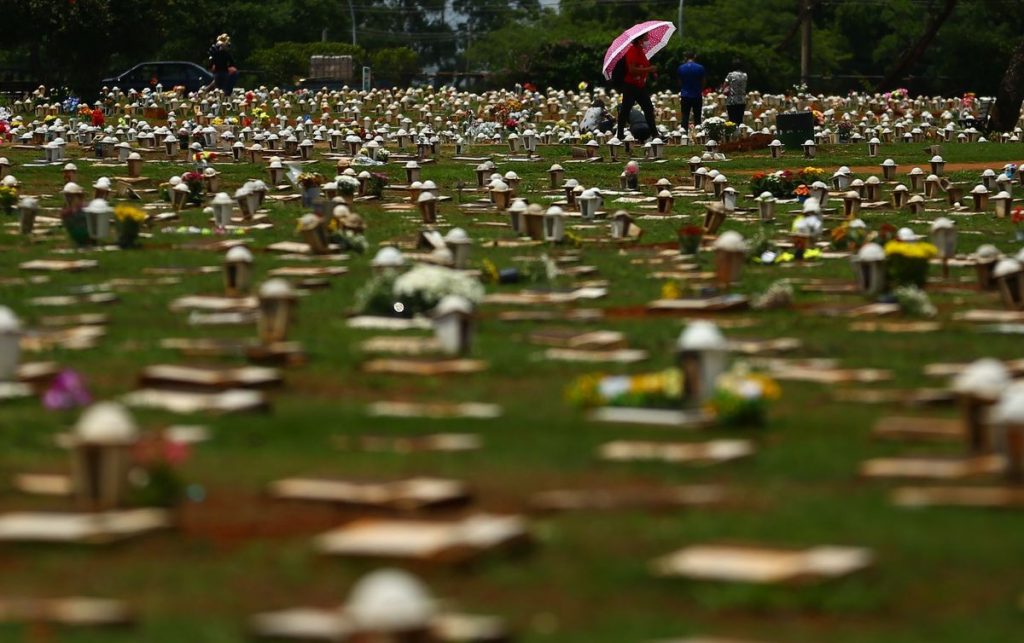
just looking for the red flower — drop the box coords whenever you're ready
[90,108,105,127]
[1012,208,1024,225]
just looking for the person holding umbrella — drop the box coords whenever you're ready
[614,33,659,141]
[603,21,675,140]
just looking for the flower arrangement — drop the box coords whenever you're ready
[885,239,938,288]
[1013,207,1024,241]
[837,121,854,142]
[181,171,204,205]
[297,172,325,188]
[127,433,189,508]
[0,185,17,215]
[700,116,736,142]
[42,369,91,410]
[479,256,560,286]
[798,166,827,184]
[357,264,484,317]
[706,362,781,427]
[367,172,388,198]
[793,184,810,200]
[114,204,146,249]
[678,225,704,254]
[749,170,795,199]
[488,97,522,125]
[811,109,825,126]
[876,222,898,244]
[337,175,360,195]
[61,206,91,247]
[566,368,683,409]
[830,222,868,251]
[661,281,682,300]
[893,285,937,317]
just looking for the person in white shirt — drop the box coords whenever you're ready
[721,60,748,125]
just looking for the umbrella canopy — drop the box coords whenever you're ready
[602,20,677,81]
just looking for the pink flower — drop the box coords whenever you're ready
[42,369,91,411]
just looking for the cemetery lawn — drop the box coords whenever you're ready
[1,141,1023,642]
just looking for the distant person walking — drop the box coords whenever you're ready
[722,61,748,125]
[614,33,658,141]
[205,33,239,94]
[677,52,705,131]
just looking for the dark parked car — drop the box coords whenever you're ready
[101,61,213,94]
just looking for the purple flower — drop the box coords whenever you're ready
[42,369,92,411]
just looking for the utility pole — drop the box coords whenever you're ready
[677,0,684,42]
[348,0,357,45]
[800,0,811,87]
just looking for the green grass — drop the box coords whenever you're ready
[1,136,1024,642]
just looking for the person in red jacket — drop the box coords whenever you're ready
[615,33,658,141]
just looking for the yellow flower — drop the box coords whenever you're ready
[661,281,681,300]
[578,82,588,91]
[113,204,146,223]
[884,240,938,259]
[481,259,500,284]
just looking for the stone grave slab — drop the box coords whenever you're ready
[652,544,873,584]
[269,477,470,511]
[315,514,528,563]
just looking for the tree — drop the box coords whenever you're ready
[876,0,958,91]
[988,37,1024,132]
[370,47,419,86]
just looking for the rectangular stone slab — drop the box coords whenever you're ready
[366,401,502,419]
[29,293,118,307]
[725,338,802,355]
[269,477,469,510]
[600,440,754,465]
[531,485,728,512]
[832,388,955,405]
[892,486,1024,508]
[315,513,528,562]
[139,364,282,389]
[860,455,1004,479]
[251,609,505,642]
[122,388,268,414]
[267,266,349,278]
[588,407,712,428]
[872,416,964,442]
[38,313,115,329]
[362,359,488,376]
[360,336,443,355]
[0,509,171,544]
[20,259,98,272]
[21,326,105,351]
[647,295,749,312]
[169,295,257,312]
[527,329,627,349]
[849,321,942,333]
[543,348,648,363]
[346,316,432,331]
[651,544,873,584]
[12,473,72,496]
[335,433,483,453]
[0,597,133,626]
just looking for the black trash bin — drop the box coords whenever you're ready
[776,112,815,150]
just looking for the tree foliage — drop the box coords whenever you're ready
[1,0,1023,97]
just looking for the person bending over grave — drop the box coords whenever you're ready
[581,98,615,134]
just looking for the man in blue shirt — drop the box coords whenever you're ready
[677,52,705,130]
